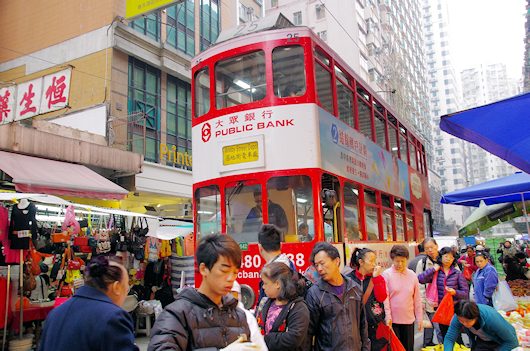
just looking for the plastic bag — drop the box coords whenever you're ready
[492,280,517,311]
[425,270,439,308]
[388,326,406,351]
[432,293,454,326]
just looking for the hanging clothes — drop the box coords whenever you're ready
[0,206,20,264]
[184,233,194,256]
[159,240,171,258]
[9,202,38,250]
[145,237,161,262]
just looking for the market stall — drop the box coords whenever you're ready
[0,192,192,350]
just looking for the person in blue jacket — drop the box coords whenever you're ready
[39,255,138,351]
[444,300,518,351]
[472,252,499,306]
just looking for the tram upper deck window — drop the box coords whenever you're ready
[215,51,266,109]
[194,67,210,117]
[273,46,306,98]
[314,47,333,113]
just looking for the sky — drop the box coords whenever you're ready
[447,0,526,79]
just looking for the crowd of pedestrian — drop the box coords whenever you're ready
[37,225,525,351]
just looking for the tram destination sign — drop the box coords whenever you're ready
[222,141,259,166]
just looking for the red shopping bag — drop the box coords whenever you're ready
[432,293,454,326]
[389,326,406,351]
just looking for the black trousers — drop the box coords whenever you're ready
[472,338,499,351]
[440,324,464,344]
[392,323,414,351]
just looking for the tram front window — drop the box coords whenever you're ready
[195,185,221,240]
[215,50,266,109]
[267,175,313,243]
[226,182,261,243]
[272,45,306,98]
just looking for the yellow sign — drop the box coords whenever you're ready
[160,144,192,167]
[223,142,259,166]
[126,0,180,19]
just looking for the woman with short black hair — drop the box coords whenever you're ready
[382,245,423,351]
[418,247,469,342]
[444,300,518,351]
[39,255,137,351]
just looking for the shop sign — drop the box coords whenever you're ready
[0,68,72,125]
[159,143,192,167]
[126,0,180,19]
[222,141,259,166]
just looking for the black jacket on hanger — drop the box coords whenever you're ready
[9,203,38,250]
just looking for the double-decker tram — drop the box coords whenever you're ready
[191,23,431,306]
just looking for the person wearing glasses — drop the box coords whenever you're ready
[39,255,138,351]
[305,242,370,351]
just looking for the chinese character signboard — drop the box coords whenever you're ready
[16,79,42,120]
[0,86,16,124]
[0,69,71,126]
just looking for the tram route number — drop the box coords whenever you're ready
[241,253,305,269]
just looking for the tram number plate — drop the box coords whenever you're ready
[222,141,259,165]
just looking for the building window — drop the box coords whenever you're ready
[128,57,161,162]
[316,4,325,19]
[271,0,278,7]
[293,11,302,25]
[317,30,327,41]
[166,76,192,170]
[239,4,254,22]
[200,0,220,51]
[166,1,195,56]
[130,11,161,41]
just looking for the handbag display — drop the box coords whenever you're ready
[52,232,70,243]
[73,236,88,247]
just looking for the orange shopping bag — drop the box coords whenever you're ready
[388,326,406,351]
[432,293,454,325]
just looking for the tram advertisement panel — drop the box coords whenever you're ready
[319,109,411,200]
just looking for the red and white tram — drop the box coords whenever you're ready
[191,23,431,306]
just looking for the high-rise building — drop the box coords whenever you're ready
[524,0,530,92]
[461,64,520,186]
[265,0,430,144]
[0,0,251,217]
[423,0,468,228]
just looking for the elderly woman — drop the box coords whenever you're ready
[418,246,469,342]
[382,245,423,351]
[39,256,137,351]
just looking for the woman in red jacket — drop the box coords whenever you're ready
[347,248,389,351]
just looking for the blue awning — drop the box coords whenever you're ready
[441,172,530,206]
[440,92,530,174]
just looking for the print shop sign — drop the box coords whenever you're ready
[0,69,72,125]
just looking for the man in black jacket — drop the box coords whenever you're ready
[148,234,256,351]
[306,242,370,351]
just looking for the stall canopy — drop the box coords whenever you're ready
[441,172,530,207]
[440,92,530,174]
[0,151,129,200]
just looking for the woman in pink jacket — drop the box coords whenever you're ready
[382,245,423,351]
